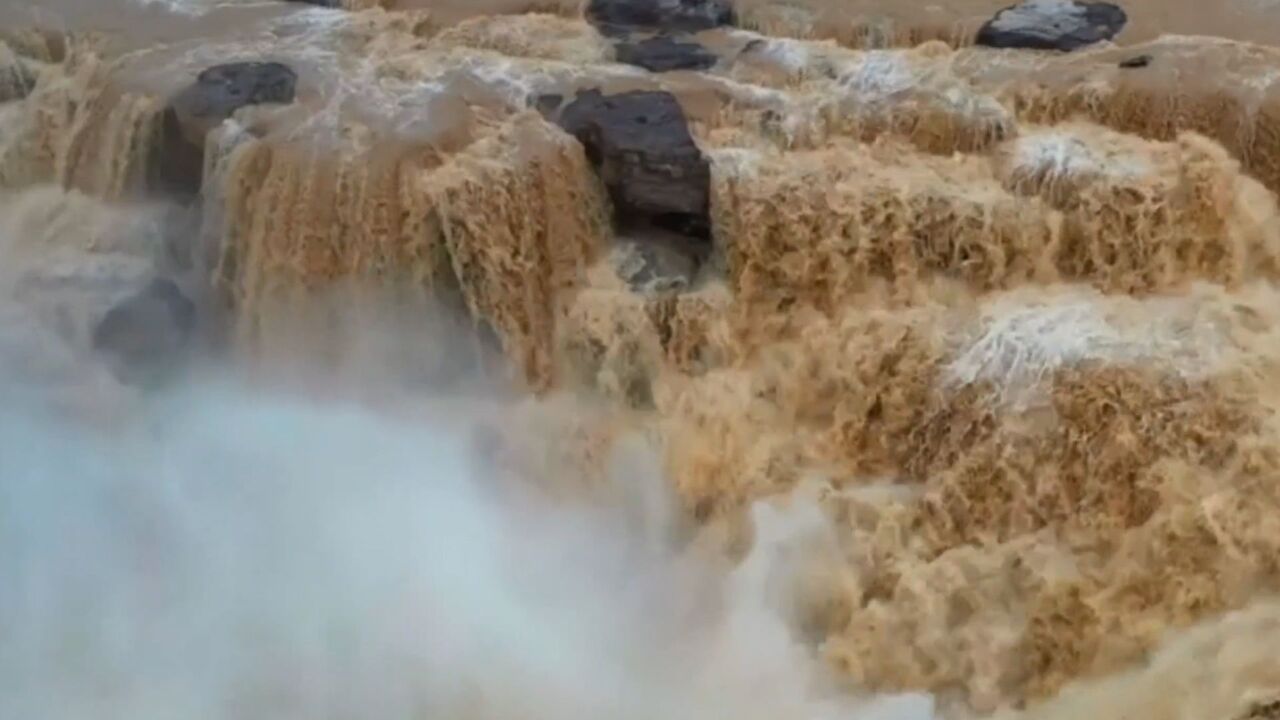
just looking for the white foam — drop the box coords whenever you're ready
[840,51,919,104]
[1011,130,1151,182]
[127,0,279,16]
[0,353,937,719]
[712,147,766,177]
[758,38,820,75]
[945,286,1224,407]
[1015,132,1101,177]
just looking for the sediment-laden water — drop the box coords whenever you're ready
[2,1,1280,718]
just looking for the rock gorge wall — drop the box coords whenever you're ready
[4,1,1280,717]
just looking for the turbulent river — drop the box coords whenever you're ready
[2,0,1280,718]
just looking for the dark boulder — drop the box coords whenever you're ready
[92,278,196,387]
[615,35,717,73]
[556,89,711,244]
[975,0,1127,52]
[150,61,298,199]
[587,0,734,36]
[1118,53,1151,68]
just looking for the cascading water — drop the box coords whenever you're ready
[2,0,1280,719]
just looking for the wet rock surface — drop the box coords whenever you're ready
[168,61,297,146]
[150,61,298,199]
[0,48,35,103]
[586,0,735,36]
[533,93,563,116]
[1243,701,1280,720]
[555,89,711,245]
[976,0,1127,51]
[611,235,701,294]
[91,278,196,387]
[615,35,717,73]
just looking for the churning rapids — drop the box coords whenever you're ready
[3,0,1280,718]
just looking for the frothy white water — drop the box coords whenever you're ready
[126,0,279,15]
[0,353,935,720]
[945,285,1229,408]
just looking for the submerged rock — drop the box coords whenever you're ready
[975,0,1127,51]
[1242,700,1280,720]
[533,93,564,116]
[611,236,701,294]
[587,0,734,36]
[556,89,711,244]
[150,61,298,199]
[1119,53,1152,68]
[91,278,196,387]
[615,35,718,73]
[0,45,36,102]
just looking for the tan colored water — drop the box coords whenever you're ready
[3,0,1280,718]
[732,0,1280,48]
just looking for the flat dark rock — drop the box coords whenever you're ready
[556,89,711,243]
[1119,53,1151,68]
[587,0,734,36]
[150,61,298,199]
[615,35,717,73]
[976,0,1127,52]
[172,61,296,130]
[92,278,196,387]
